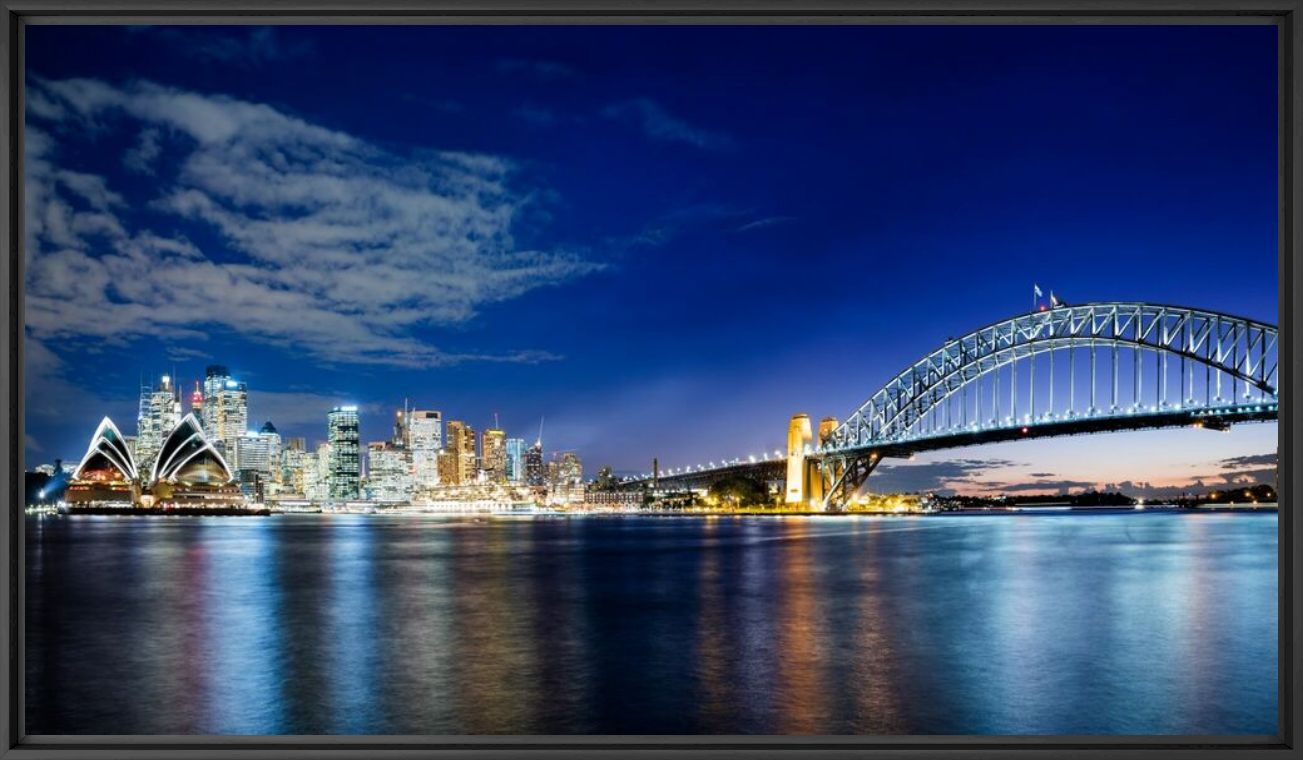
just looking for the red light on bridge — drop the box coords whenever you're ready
[1021,426,1029,434]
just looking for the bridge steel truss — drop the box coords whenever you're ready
[819,302,1279,509]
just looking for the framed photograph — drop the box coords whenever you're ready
[3,2,1298,758]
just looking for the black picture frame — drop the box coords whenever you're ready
[1,2,1297,757]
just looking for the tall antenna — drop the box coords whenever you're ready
[494,411,500,430]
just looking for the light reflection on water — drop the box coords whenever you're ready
[25,512,1276,735]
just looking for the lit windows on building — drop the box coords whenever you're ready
[525,441,545,486]
[135,373,181,477]
[366,442,412,502]
[481,427,507,483]
[201,365,247,465]
[505,438,526,483]
[327,407,360,500]
[445,420,477,486]
[407,410,443,489]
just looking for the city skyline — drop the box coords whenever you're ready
[23,24,1277,497]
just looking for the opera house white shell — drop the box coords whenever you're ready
[66,413,242,508]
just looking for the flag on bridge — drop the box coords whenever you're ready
[1033,283,1044,310]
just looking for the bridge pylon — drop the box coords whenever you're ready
[785,414,826,510]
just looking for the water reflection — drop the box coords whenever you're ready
[25,513,1277,736]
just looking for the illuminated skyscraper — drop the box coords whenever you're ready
[201,365,247,464]
[135,373,181,477]
[481,427,507,483]
[445,420,477,485]
[505,438,526,483]
[236,421,281,482]
[407,410,442,489]
[366,442,412,501]
[279,439,312,495]
[525,440,545,486]
[327,406,360,500]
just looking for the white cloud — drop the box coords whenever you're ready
[602,98,734,150]
[25,78,603,369]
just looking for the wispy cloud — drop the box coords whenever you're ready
[129,27,314,67]
[495,58,578,81]
[736,215,795,233]
[602,98,734,151]
[25,77,603,370]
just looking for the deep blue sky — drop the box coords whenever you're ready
[23,24,1278,494]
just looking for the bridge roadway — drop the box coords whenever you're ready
[622,401,1276,492]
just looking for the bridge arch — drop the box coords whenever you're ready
[826,302,1277,451]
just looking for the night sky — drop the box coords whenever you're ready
[23,24,1278,495]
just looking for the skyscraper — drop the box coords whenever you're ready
[525,440,545,486]
[327,407,360,500]
[366,442,412,501]
[407,410,442,489]
[445,420,477,485]
[135,373,181,477]
[481,427,507,483]
[235,421,281,482]
[280,439,312,496]
[201,365,247,464]
[505,438,526,483]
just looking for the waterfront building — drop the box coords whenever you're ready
[407,410,443,489]
[201,366,247,465]
[148,414,241,507]
[237,469,265,502]
[445,420,477,486]
[481,427,507,483]
[65,417,139,506]
[366,442,413,501]
[525,440,545,486]
[135,374,181,477]
[506,438,526,483]
[327,407,360,500]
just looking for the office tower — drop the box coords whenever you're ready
[445,420,476,485]
[279,443,312,495]
[366,442,412,501]
[304,442,332,502]
[189,381,203,415]
[236,421,281,482]
[201,365,247,464]
[407,410,442,488]
[135,373,181,477]
[505,438,526,483]
[481,427,507,483]
[436,449,457,487]
[525,440,545,486]
[327,407,360,500]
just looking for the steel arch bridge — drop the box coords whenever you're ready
[626,302,1278,509]
[816,302,1277,508]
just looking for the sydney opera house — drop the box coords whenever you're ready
[65,414,243,508]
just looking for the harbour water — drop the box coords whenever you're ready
[25,511,1277,735]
